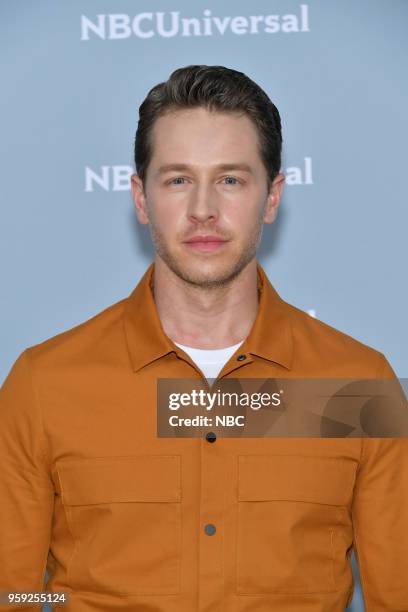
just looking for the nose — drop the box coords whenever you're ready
[187,182,220,225]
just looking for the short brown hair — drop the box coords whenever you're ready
[134,65,283,189]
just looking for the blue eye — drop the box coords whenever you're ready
[224,176,239,185]
[170,177,186,185]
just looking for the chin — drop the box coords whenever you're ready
[174,258,246,288]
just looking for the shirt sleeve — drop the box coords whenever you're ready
[0,349,54,610]
[351,352,408,611]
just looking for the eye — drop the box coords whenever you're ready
[169,176,187,185]
[222,176,241,185]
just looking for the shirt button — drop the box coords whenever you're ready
[237,354,247,361]
[204,523,216,536]
[205,431,217,443]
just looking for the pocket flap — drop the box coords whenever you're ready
[57,455,181,505]
[238,454,356,506]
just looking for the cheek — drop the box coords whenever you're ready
[150,201,184,239]
[147,194,173,223]
[223,197,264,229]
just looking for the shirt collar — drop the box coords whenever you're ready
[123,261,293,373]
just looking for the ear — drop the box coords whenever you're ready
[131,174,149,225]
[263,173,285,224]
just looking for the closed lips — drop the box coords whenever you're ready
[184,236,227,243]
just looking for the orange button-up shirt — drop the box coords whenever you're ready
[1,262,407,612]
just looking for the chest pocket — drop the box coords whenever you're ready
[56,455,181,596]
[236,454,357,595]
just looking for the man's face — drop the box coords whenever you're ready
[131,106,284,289]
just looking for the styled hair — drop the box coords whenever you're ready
[134,65,282,189]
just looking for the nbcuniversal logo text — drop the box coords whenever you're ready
[84,158,313,192]
[80,5,309,40]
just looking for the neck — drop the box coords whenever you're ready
[152,256,259,349]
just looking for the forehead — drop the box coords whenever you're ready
[148,107,262,166]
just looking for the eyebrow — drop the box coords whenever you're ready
[156,163,253,175]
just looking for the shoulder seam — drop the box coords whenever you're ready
[374,351,386,377]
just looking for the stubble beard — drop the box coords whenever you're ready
[147,207,265,291]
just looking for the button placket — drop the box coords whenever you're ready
[198,428,225,609]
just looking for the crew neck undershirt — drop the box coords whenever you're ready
[173,340,245,379]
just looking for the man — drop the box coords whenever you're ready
[0,65,407,612]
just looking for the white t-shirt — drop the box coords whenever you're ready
[173,340,244,380]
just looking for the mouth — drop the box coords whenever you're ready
[183,236,229,253]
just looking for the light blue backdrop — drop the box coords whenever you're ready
[1,2,407,610]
